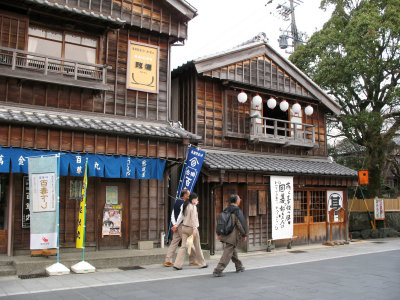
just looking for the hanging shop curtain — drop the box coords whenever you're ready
[0,147,166,180]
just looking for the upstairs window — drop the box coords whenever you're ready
[28,26,97,64]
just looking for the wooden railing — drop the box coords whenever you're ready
[0,46,111,87]
[249,116,316,148]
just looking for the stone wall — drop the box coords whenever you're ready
[349,212,400,239]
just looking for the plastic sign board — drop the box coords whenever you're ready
[358,170,369,185]
[127,41,159,93]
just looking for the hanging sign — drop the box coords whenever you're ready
[270,176,294,240]
[358,170,369,185]
[327,191,343,223]
[374,198,385,220]
[106,186,118,205]
[22,176,30,228]
[177,147,206,195]
[126,41,159,93]
[28,155,59,250]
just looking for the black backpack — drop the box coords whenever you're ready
[216,210,234,235]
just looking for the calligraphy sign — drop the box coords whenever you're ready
[270,176,294,240]
[22,176,30,228]
[327,191,343,222]
[31,172,56,212]
[178,147,206,195]
[127,41,159,93]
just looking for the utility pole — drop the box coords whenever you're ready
[266,0,306,53]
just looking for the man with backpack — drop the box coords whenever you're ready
[213,194,247,277]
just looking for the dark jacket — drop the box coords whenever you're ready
[219,204,247,246]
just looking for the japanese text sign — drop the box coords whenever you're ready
[270,176,294,240]
[178,147,206,195]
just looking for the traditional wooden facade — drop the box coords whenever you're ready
[0,0,198,255]
[172,33,358,253]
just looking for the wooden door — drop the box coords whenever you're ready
[247,186,269,251]
[97,181,129,249]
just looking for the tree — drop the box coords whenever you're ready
[290,0,400,197]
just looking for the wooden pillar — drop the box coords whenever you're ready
[7,173,14,256]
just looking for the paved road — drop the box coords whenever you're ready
[1,239,399,299]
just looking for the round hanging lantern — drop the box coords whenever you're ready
[305,105,314,116]
[279,99,289,112]
[292,102,301,113]
[267,97,277,109]
[237,91,247,103]
[252,94,262,109]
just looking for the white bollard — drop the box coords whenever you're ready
[161,232,165,248]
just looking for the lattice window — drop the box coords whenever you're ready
[294,190,307,223]
[310,191,326,222]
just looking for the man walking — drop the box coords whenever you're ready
[213,194,247,277]
[163,189,197,267]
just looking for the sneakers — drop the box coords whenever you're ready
[213,270,223,277]
[236,266,245,273]
[189,262,200,266]
[163,261,173,267]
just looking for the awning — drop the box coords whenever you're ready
[203,150,357,177]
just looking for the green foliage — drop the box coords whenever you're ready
[290,0,400,197]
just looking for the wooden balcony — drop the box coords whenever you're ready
[0,46,113,91]
[249,116,317,148]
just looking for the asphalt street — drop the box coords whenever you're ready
[1,238,399,299]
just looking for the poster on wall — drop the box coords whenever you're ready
[327,191,343,222]
[22,176,30,228]
[126,41,159,93]
[102,204,122,237]
[374,198,385,220]
[106,186,118,205]
[270,176,294,240]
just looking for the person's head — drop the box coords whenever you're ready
[230,194,241,206]
[180,189,190,200]
[189,192,199,206]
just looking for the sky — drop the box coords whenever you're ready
[171,0,333,69]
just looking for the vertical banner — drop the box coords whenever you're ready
[271,176,294,240]
[22,176,30,228]
[374,198,385,220]
[76,161,88,248]
[126,41,159,93]
[178,147,206,195]
[28,155,58,250]
[327,191,343,222]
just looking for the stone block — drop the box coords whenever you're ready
[138,241,154,250]
[360,229,371,239]
[370,229,380,238]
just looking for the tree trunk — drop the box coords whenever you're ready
[366,145,385,197]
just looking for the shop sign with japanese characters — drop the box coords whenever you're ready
[327,191,343,222]
[270,176,294,240]
[127,41,159,93]
[374,198,385,220]
[22,176,30,228]
[31,172,56,212]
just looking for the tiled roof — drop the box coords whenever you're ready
[203,150,357,177]
[25,0,126,26]
[0,104,200,141]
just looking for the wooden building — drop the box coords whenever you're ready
[0,0,199,255]
[172,33,358,253]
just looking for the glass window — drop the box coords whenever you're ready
[28,26,97,64]
[294,191,307,224]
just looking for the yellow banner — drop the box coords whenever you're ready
[76,161,88,248]
[126,41,159,93]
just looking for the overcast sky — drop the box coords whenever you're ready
[171,0,333,69]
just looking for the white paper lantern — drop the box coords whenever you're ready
[252,94,262,109]
[267,97,277,109]
[237,91,247,103]
[305,105,314,116]
[279,100,289,112]
[292,102,301,114]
